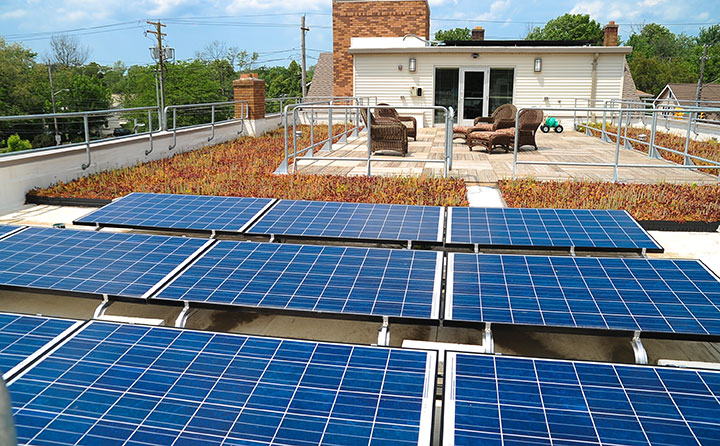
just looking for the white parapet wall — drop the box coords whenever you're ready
[0,116,282,214]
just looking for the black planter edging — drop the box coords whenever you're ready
[639,220,720,232]
[25,194,112,208]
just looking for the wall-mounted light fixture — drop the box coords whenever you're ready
[398,64,403,71]
[534,57,542,72]
[472,53,478,59]
[409,57,416,72]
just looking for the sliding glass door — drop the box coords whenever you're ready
[459,67,489,125]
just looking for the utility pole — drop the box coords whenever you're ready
[47,64,61,145]
[695,44,708,107]
[300,15,309,99]
[147,20,167,127]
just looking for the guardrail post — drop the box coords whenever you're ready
[310,108,315,149]
[145,109,154,156]
[683,111,693,166]
[623,113,631,150]
[613,110,623,183]
[81,114,91,170]
[340,102,348,144]
[207,104,216,142]
[585,107,591,136]
[276,107,289,174]
[168,108,178,150]
[293,108,300,172]
[366,105,372,177]
[649,111,657,159]
[352,99,360,137]
[512,109,520,179]
[321,106,333,152]
[601,107,609,143]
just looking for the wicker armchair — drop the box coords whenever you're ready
[452,103,517,141]
[375,103,417,140]
[467,109,544,153]
[360,108,408,155]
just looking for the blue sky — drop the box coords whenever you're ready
[0,0,717,68]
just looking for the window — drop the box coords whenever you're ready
[489,69,514,114]
[434,68,459,124]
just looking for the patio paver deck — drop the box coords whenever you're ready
[294,128,718,185]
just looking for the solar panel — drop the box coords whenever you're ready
[74,192,276,233]
[0,225,23,240]
[447,207,663,252]
[0,313,82,381]
[154,241,443,320]
[246,199,444,244]
[0,227,211,299]
[447,253,720,337]
[445,352,720,446]
[9,321,436,446]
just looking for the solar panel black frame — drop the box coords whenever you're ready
[246,199,446,245]
[0,227,213,302]
[0,312,84,381]
[151,240,444,324]
[8,320,438,446]
[446,207,664,253]
[73,192,277,235]
[445,252,720,341]
[443,351,720,446]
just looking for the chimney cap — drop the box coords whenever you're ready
[606,21,618,27]
[474,26,483,30]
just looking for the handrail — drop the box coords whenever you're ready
[164,100,249,150]
[279,103,454,178]
[516,105,720,184]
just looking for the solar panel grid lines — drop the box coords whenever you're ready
[0,227,211,299]
[8,320,437,446]
[0,313,84,381]
[153,241,443,321]
[447,252,720,338]
[73,192,277,233]
[443,351,720,446]
[246,199,445,244]
[446,207,663,253]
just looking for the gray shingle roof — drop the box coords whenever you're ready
[307,52,334,98]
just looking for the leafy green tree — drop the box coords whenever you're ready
[434,28,471,41]
[256,61,304,99]
[3,134,32,153]
[626,24,692,61]
[526,14,604,45]
[628,54,696,95]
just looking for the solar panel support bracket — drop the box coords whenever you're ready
[175,302,192,329]
[93,294,112,319]
[474,244,479,254]
[269,234,275,243]
[641,247,647,257]
[210,230,216,239]
[407,240,412,250]
[377,316,390,346]
[483,322,494,354]
[631,331,648,365]
[570,246,576,257]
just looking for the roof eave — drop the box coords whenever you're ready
[349,46,633,54]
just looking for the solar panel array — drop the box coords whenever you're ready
[0,313,80,380]
[448,253,720,336]
[0,225,21,240]
[156,241,442,320]
[0,227,209,299]
[448,207,663,252]
[74,192,275,233]
[445,352,720,446]
[9,321,436,446]
[247,199,444,243]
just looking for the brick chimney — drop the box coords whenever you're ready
[233,73,265,120]
[471,26,485,41]
[332,0,430,97]
[604,21,619,46]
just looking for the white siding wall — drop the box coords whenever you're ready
[353,52,626,126]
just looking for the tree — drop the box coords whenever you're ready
[697,24,720,46]
[625,24,691,61]
[196,41,258,99]
[3,134,32,153]
[628,54,695,95]
[434,28,471,41]
[255,61,304,99]
[526,14,604,45]
[49,35,90,67]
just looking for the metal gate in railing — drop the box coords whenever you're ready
[276,102,455,178]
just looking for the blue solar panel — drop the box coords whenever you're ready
[0,227,210,299]
[445,352,720,446]
[9,321,436,446]
[247,199,444,243]
[0,313,81,380]
[447,253,720,336]
[0,225,22,240]
[448,207,663,252]
[155,241,442,320]
[74,192,276,233]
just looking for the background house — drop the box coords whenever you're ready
[653,83,720,120]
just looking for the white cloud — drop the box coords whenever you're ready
[473,0,511,21]
[0,9,27,20]
[225,0,327,13]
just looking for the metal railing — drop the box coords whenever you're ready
[164,100,248,150]
[265,96,379,116]
[514,104,720,183]
[0,99,251,170]
[0,105,162,169]
[278,102,455,178]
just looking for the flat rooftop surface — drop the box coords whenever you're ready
[295,129,718,184]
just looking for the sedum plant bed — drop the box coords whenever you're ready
[498,179,720,227]
[30,126,469,207]
[586,123,720,176]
